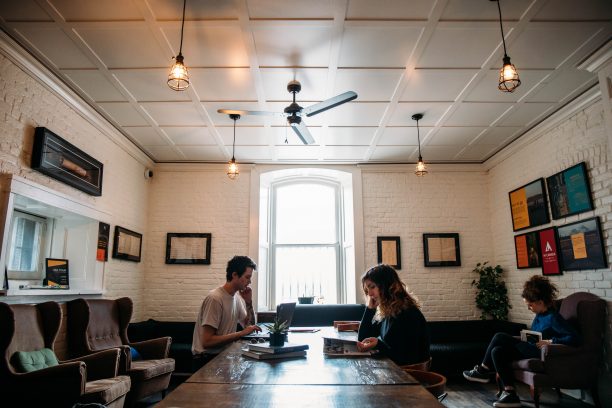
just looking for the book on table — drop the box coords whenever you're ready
[247,342,309,354]
[323,337,376,356]
[520,329,542,345]
[241,349,307,360]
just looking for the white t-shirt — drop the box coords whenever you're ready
[192,286,247,355]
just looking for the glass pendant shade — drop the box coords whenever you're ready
[415,156,428,177]
[498,55,520,92]
[227,158,239,180]
[167,53,190,91]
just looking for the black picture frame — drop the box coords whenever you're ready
[423,233,461,267]
[556,217,607,271]
[546,162,594,220]
[166,233,212,265]
[31,127,104,196]
[508,178,550,232]
[514,230,541,269]
[377,236,401,269]
[112,226,142,262]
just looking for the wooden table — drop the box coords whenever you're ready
[156,328,443,407]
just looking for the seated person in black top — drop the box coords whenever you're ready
[357,264,430,366]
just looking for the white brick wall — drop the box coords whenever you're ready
[0,53,150,319]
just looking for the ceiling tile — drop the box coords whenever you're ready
[16,27,95,68]
[440,0,532,20]
[499,102,554,127]
[124,126,169,146]
[428,127,486,146]
[76,26,167,68]
[419,145,464,161]
[98,102,149,126]
[276,146,321,160]
[247,0,334,18]
[473,127,522,145]
[319,102,387,126]
[455,144,496,161]
[189,68,258,101]
[322,146,369,160]
[203,102,268,126]
[338,25,423,67]
[370,145,416,161]
[50,0,144,21]
[533,0,612,21]
[388,102,452,126]
[526,69,597,103]
[140,102,206,126]
[63,70,126,101]
[347,0,434,19]
[218,126,271,145]
[144,145,183,161]
[0,1,52,21]
[465,69,552,102]
[271,127,324,145]
[444,102,512,126]
[112,69,191,101]
[325,127,376,145]
[148,0,239,20]
[234,146,274,161]
[335,69,403,101]
[177,145,226,161]
[260,68,328,101]
[161,126,215,145]
[401,69,477,101]
[378,127,430,145]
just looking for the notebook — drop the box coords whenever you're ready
[242,302,297,340]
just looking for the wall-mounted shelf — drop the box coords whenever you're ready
[3,288,103,296]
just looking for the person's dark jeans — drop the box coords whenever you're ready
[482,332,539,388]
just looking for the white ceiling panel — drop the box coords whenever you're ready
[162,127,215,145]
[440,0,532,21]
[319,102,387,126]
[218,126,271,146]
[63,70,126,101]
[148,0,239,20]
[419,145,465,161]
[233,146,274,161]
[140,102,206,126]
[98,102,149,126]
[177,145,225,161]
[533,0,612,21]
[124,126,169,146]
[325,127,376,145]
[144,145,183,161]
[260,68,328,101]
[0,1,51,21]
[50,0,144,21]
[401,69,477,102]
[203,102,268,126]
[444,102,513,126]
[370,145,416,161]
[378,127,430,145]
[189,68,258,101]
[347,0,434,20]
[473,127,522,145]
[335,69,403,101]
[526,69,597,103]
[428,127,486,146]
[271,127,324,145]
[465,69,552,102]
[338,24,423,68]
[455,144,496,161]
[499,103,554,127]
[322,146,369,160]
[15,26,95,68]
[389,102,452,126]
[112,69,191,102]
[276,146,322,160]
[247,0,334,19]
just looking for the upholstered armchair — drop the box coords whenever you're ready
[0,301,130,407]
[511,292,606,408]
[68,297,175,406]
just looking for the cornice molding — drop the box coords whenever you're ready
[0,31,153,167]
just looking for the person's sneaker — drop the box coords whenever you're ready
[462,365,491,383]
[493,391,521,407]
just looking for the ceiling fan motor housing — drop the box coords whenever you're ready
[287,114,302,125]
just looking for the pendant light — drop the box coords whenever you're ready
[227,114,240,180]
[412,113,427,177]
[492,0,520,92]
[167,0,190,91]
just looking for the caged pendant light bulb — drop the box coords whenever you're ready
[412,113,427,177]
[167,0,190,91]
[227,114,240,180]
[492,0,520,92]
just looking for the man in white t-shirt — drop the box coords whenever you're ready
[192,256,261,361]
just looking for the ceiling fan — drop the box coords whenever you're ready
[218,80,357,145]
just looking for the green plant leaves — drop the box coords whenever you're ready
[471,262,511,320]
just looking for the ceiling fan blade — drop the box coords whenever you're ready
[290,121,315,145]
[303,91,357,117]
[217,109,280,117]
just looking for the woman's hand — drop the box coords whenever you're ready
[536,339,552,349]
[357,337,378,352]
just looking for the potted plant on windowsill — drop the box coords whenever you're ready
[471,262,511,320]
[264,318,289,347]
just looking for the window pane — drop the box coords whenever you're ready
[275,183,336,244]
[8,217,41,272]
[275,246,337,304]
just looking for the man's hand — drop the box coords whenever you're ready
[239,287,253,304]
[240,324,262,336]
[357,337,378,352]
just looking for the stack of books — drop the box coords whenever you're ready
[241,342,309,360]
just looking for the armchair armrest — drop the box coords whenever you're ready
[63,348,120,381]
[130,336,172,359]
[14,361,85,400]
[541,344,580,359]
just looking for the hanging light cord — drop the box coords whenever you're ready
[232,116,237,160]
[416,118,422,158]
[495,0,508,58]
[178,0,187,55]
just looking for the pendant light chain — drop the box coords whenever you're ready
[179,0,186,54]
[495,0,508,58]
[416,117,422,159]
[232,115,237,161]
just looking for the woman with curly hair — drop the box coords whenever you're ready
[356,264,430,366]
[463,275,580,408]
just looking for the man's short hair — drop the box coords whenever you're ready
[226,256,257,281]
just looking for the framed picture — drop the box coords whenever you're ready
[546,162,594,220]
[166,233,212,265]
[112,226,142,262]
[537,227,561,276]
[423,233,461,267]
[557,217,607,271]
[31,127,104,196]
[514,231,541,269]
[377,236,401,269]
[508,178,550,232]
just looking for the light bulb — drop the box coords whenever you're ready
[498,56,521,93]
[167,54,190,91]
[415,158,428,177]
[227,159,239,180]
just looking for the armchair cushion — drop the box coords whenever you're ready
[12,348,59,372]
[81,375,131,405]
[512,358,545,373]
[130,359,175,381]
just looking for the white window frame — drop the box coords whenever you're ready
[6,210,51,280]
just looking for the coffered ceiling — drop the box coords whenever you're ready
[1,0,610,164]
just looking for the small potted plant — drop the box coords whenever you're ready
[298,295,314,304]
[471,262,511,320]
[264,318,289,347]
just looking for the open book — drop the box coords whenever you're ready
[520,329,542,345]
[323,337,376,357]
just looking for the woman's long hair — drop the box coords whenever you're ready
[362,264,419,319]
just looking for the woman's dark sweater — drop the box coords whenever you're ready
[358,306,430,366]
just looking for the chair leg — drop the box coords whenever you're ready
[530,385,540,408]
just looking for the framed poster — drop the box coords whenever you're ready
[166,233,212,264]
[44,258,69,288]
[31,127,104,196]
[546,162,594,220]
[112,226,142,262]
[538,227,561,276]
[97,222,110,262]
[377,236,401,269]
[557,217,607,271]
[514,231,541,269]
[423,233,461,267]
[508,178,550,232]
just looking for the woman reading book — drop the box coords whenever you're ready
[463,275,580,408]
[356,264,430,366]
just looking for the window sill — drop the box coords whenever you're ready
[2,288,104,296]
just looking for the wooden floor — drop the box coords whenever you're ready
[141,376,595,407]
